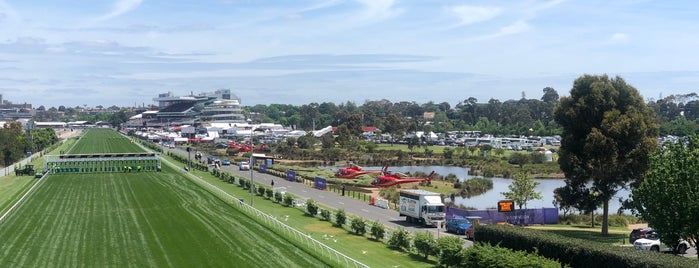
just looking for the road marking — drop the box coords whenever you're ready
[361,209,369,213]
[338,202,344,205]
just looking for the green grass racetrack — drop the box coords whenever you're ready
[0,129,327,267]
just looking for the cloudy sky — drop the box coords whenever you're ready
[1,0,698,108]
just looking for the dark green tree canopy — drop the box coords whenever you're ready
[554,74,658,235]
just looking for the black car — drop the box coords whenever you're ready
[629,227,654,244]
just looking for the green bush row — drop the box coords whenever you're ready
[475,224,696,268]
[463,243,564,268]
[167,152,209,172]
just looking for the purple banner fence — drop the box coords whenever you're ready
[314,177,327,190]
[446,207,558,225]
[286,170,296,182]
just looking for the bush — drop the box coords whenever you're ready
[350,218,366,235]
[265,188,273,199]
[256,186,266,196]
[320,209,331,221]
[475,224,697,268]
[437,236,464,267]
[370,220,385,241]
[335,209,346,227]
[387,228,411,251]
[274,191,283,203]
[283,193,293,207]
[413,232,437,259]
[305,199,318,216]
[462,243,564,268]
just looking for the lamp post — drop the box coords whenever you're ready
[248,119,254,206]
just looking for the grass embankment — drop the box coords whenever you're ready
[0,129,326,267]
[170,156,437,268]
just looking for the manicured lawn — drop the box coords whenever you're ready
[0,165,326,267]
[0,137,77,215]
[528,225,630,246]
[182,163,437,268]
[0,129,327,267]
[68,128,145,154]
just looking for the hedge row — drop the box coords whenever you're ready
[475,224,697,268]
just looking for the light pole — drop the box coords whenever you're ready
[248,119,254,206]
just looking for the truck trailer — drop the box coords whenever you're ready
[399,189,445,227]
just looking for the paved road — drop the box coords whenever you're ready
[164,146,470,243]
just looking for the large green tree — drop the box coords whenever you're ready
[554,74,658,235]
[632,136,699,253]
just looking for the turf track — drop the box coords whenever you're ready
[67,128,145,154]
[0,129,327,267]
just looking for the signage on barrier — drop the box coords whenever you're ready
[314,177,327,190]
[286,170,296,182]
[498,200,515,212]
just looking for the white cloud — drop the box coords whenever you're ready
[95,0,143,22]
[472,20,531,41]
[355,0,401,21]
[610,32,629,43]
[500,20,530,35]
[449,5,501,27]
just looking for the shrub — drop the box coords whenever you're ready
[370,220,385,241]
[265,188,273,199]
[436,236,464,267]
[305,199,318,216]
[320,209,331,221]
[387,228,411,251]
[274,191,283,203]
[256,186,266,196]
[462,243,564,268]
[475,224,696,268]
[413,232,437,259]
[350,218,366,235]
[283,193,293,207]
[335,209,346,227]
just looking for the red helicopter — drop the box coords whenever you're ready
[228,141,267,153]
[333,164,383,179]
[371,166,435,187]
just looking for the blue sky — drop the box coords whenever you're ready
[1,0,698,108]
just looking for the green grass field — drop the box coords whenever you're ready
[0,129,327,267]
[68,128,145,154]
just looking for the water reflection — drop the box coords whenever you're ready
[366,166,630,213]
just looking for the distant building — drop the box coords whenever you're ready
[128,89,245,128]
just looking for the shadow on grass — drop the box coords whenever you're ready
[407,252,439,265]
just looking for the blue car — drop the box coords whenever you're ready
[221,159,231,166]
[445,217,473,239]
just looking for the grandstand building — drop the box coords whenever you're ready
[136,89,245,127]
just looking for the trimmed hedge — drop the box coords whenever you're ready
[463,243,565,268]
[475,224,697,268]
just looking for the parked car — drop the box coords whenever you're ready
[445,217,474,239]
[629,227,655,244]
[239,161,250,171]
[221,159,231,166]
[633,231,691,254]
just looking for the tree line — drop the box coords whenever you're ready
[1,121,58,167]
[248,88,699,138]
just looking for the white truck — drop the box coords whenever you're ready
[399,189,446,227]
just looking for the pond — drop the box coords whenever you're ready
[365,165,631,213]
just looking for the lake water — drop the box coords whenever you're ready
[365,166,630,213]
